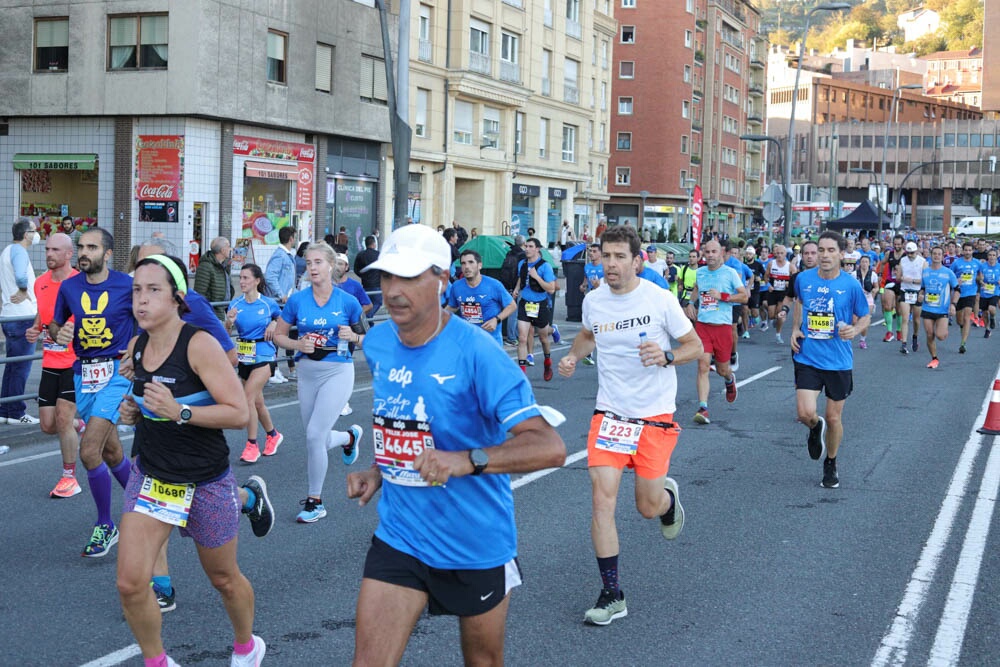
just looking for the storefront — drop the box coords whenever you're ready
[511,183,540,238]
[643,205,684,242]
[13,153,99,238]
[547,187,566,245]
[326,175,376,261]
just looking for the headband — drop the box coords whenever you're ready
[143,254,188,295]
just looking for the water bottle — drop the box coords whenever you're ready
[337,336,350,358]
[639,331,648,346]
[0,445,9,455]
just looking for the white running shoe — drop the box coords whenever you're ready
[269,368,288,384]
[341,403,353,416]
[230,635,266,667]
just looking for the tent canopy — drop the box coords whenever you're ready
[825,200,892,231]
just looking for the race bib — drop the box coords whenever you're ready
[961,271,975,285]
[41,329,67,353]
[461,302,484,325]
[903,290,919,305]
[524,301,540,319]
[773,279,788,291]
[373,416,438,487]
[237,339,256,364]
[700,292,719,312]
[985,284,996,296]
[806,311,835,340]
[595,414,643,456]
[925,292,941,307]
[81,358,114,394]
[134,475,195,527]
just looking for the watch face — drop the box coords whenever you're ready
[180,408,192,421]
[471,448,489,468]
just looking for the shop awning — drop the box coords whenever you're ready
[13,153,97,170]
[245,161,297,180]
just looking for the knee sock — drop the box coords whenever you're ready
[110,458,131,489]
[87,463,114,527]
[152,575,172,595]
[597,555,620,594]
[886,311,896,332]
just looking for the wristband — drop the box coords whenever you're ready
[720,293,730,302]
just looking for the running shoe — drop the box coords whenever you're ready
[269,368,288,384]
[927,358,940,369]
[760,320,769,332]
[583,588,627,626]
[883,332,894,343]
[659,477,685,540]
[859,339,868,350]
[725,374,738,403]
[50,475,82,499]
[730,353,739,372]
[971,315,981,328]
[286,368,297,380]
[6,414,39,424]
[986,328,992,339]
[296,498,327,523]
[912,336,919,352]
[526,354,535,366]
[240,441,261,464]
[551,324,561,344]
[693,407,710,425]
[959,343,967,354]
[900,343,909,355]
[543,360,553,382]
[263,431,283,456]
[581,354,596,366]
[807,416,827,461]
[230,635,266,667]
[741,330,750,340]
[153,583,176,613]
[821,458,839,489]
[82,523,119,558]
[341,402,354,416]
[342,425,363,465]
[775,333,784,345]
[75,418,87,435]
[896,331,903,342]
[242,475,274,538]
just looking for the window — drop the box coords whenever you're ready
[566,0,580,23]
[619,61,634,78]
[470,19,490,73]
[598,164,605,188]
[682,100,690,118]
[315,43,333,92]
[622,0,636,6]
[418,5,432,62]
[359,54,388,103]
[680,135,688,154]
[562,124,577,162]
[515,112,525,154]
[618,96,633,114]
[616,167,631,185]
[683,65,691,83]
[501,32,519,64]
[415,88,429,137]
[601,40,609,69]
[686,0,693,11]
[540,117,549,158]
[109,14,168,70]
[564,58,579,104]
[621,26,635,44]
[600,81,607,109]
[483,107,501,148]
[617,132,632,150]
[541,49,552,95]
[35,18,68,71]
[599,122,605,150]
[266,30,286,82]
[454,100,474,145]
[684,30,692,48]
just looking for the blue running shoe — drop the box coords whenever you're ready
[551,324,561,344]
[342,424,363,465]
[526,354,535,366]
[296,498,327,523]
[82,523,119,558]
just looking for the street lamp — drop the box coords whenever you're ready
[785,2,851,246]
[741,134,787,245]
[882,84,922,237]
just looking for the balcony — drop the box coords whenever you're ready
[541,77,551,96]
[564,84,579,105]
[747,169,761,180]
[694,50,705,65]
[566,19,582,40]
[544,8,553,27]
[747,113,763,124]
[721,32,744,51]
[696,19,707,31]
[692,87,703,99]
[748,83,764,97]
[692,121,703,133]
[418,39,432,63]
[691,155,702,165]
[469,51,490,75]
[499,60,521,84]
[746,142,760,153]
[750,56,764,70]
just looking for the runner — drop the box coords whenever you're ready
[842,238,861,275]
[791,232,870,489]
[273,242,367,523]
[25,232,84,498]
[744,246,765,334]
[979,248,1000,337]
[445,249,516,346]
[49,228,134,557]
[724,240,753,371]
[116,255,271,667]
[558,224,701,626]
[779,241,819,337]
[684,239,747,424]
[897,241,926,355]
[677,249,700,324]
[226,264,284,462]
[347,224,566,665]
[879,235,905,343]
[854,254,879,349]
[950,241,981,354]
[920,246,959,368]
[764,243,794,344]
[513,238,557,380]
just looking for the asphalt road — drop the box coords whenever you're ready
[2,311,1000,666]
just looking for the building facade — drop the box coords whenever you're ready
[0,0,391,271]
[923,48,984,108]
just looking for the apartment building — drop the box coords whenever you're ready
[923,48,984,108]
[606,0,765,240]
[0,0,391,270]
[395,0,613,245]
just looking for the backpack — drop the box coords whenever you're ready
[500,247,524,291]
[519,258,548,293]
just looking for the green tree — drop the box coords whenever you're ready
[940,0,984,50]
[905,33,948,57]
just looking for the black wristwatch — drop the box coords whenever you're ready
[662,352,675,367]
[469,448,489,476]
[176,404,192,425]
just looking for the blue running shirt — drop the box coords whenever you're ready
[517,258,555,302]
[694,264,743,325]
[583,262,605,291]
[229,294,282,362]
[979,262,1000,299]
[951,258,981,297]
[447,275,513,345]
[922,266,958,314]
[280,288,362,363]
[53,270,134,370]
[638,266,670,290]
[183,291,235,352]
[363,315,543,569]
[793,268,869,371]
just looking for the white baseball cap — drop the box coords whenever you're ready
[745,246,756,255]
[362,224,452,278]
[905,241,918,253]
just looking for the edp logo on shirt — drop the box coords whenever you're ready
[388,366,413,388]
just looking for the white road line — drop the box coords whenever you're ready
[78,644,141,667]
[736,365,781,388]
[927,438,1000,666]
[512,449,588,489]
[871,363,1000,667]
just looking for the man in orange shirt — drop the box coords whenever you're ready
[26,233,84,498]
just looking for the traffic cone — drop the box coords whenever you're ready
[978,380,1000,435]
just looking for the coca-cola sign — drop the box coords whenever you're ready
[232,135,315,162]
[135,135,184,202]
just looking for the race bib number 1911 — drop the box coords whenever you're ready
[81,359,114,394]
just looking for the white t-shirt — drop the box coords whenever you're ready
[900,255,926,289]
[646,258,668,277]
[582,279,693,417]
[843,250,861,272]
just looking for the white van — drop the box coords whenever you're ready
[954,216,999,235]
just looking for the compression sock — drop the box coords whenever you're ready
[233,638,256,656]
[144,653,168,667]
[886,311,896,333]
[88,463,114,526]
[110,457,131,488]
[152,575,172,596]
[597,555,620,594]
[63,462,76,477]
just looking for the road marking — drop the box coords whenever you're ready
[512,449,589,489]
[871,364,1000,667]
[78,645,141,667]
[736,365,781,388]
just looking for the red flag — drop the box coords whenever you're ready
[691,185,704,250]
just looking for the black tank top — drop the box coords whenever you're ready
[132,324,230,484]
[858,268,876,292]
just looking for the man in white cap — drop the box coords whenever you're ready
[348,224,567,665]
[897,240,926,355]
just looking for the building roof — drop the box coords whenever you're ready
[923,47,982,61]
[926,83,982,96]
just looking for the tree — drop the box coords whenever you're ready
[940,0,984,50]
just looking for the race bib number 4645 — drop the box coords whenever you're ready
[373,416,437,487]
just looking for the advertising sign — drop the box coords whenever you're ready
[135,136,184,201]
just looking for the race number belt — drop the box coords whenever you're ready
[41,329,68,353]
[237,338,262,364]
[595,414,644,455]
[806,311,835,339]
[461,302,484,325]
[373,415,438,487]
[81,357,116,393]
[524,301,541,318]
[700,292,719,312]
[134,475,196,527]
[903,290,919,305]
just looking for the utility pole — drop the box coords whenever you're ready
[375,0,412,230]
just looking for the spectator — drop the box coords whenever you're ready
[499,235,526,345]
[452,220,469,246]
[295,241,310,287]
[560,220,575,250]
[443,228,461,270]
[193,236,233,321]
[334,226,350,253]
[354,235,381,324]
[0,217,40,424]
[265,227,299,382]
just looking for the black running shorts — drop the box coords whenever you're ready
[957,295,977,311]
[793,361,853,402]
[38,367,76,407]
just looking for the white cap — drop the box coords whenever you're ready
[745,246,756,255]
[361,224,452,277]
[335,253,349,266]
[905,241,918,253]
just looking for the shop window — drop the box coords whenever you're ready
[267,30,287,83]
[108,14,168,70]
[316,43,333,92]
[35,18,69,72]
[360,54,388,104]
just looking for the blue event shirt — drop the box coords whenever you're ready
[229,294,282,362]
[951,258,981,297]
[980,262,1000,299]
[53,270,135,370]
[583,262,605,291]
[363,315,543,569]
[447,275,513,345]
[183,290,235,352]
[694,264,743,325]
[336,277,373,308]
[792,268,869,371]
[280,287,363,363]
[517,258,555,302]
[725,256,753,287]
[922,266,958,314]
[638,266,670,290]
